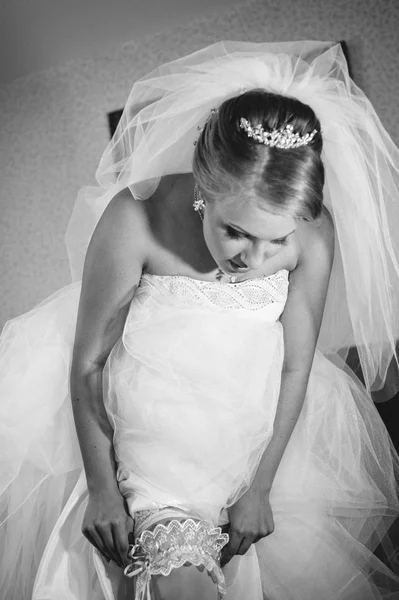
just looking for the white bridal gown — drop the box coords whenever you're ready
[1,268,399,600]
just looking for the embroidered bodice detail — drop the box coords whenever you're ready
[139,270,289,312]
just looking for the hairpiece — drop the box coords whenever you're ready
[240,118,317,149]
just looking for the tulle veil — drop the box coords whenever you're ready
[1,39,399,599]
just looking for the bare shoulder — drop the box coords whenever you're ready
[295,205,334,274]
[79,186,150,326]
[85,186,151,277]
[284,205,334,318]
[73,188,153,368]
[92,186,150,248]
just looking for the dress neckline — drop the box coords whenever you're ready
[141,269,289,287]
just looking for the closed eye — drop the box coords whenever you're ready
[225,226,246,240]
[225,223,291,245]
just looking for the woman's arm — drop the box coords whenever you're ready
[70,188,149,567]
[253,208,335,491]
[222,208,334,565]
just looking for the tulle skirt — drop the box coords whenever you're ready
[1,280,399,599]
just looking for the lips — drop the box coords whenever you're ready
[229,259,249,271]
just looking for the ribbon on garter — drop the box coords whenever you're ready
[124,542,152,600]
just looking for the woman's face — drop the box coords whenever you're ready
[201,191,297,276]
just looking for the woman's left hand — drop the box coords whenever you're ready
[220,485,274,567]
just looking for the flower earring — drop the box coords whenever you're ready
[193,184,205,221]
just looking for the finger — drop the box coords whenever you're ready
[221,524,230,535]
[96,526,122,567]
[236,535,255,556]
[112,522,132,568]
[97,529,121,566]
[84,531,106,560]
[128,530,136,546]
[221,530,242,567]
[254,520,275,544]
[194,564,217,584]
[85,530,113,563]
[254,531,270,544]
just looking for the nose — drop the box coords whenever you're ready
[242,241,268,270]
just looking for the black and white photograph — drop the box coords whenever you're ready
[1,1,399,599]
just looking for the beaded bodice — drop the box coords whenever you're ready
[135,269,289,320]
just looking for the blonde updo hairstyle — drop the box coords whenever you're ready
[192,90,324,221]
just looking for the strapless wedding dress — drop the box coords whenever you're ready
[1,270,398,599]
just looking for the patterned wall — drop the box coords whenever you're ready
[0,0,398,327]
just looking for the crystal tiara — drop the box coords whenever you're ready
[239,117,317,149]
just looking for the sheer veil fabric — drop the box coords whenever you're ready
[65,39,399,400]
[1,40,399,600]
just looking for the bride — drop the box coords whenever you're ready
[1,40,399,600]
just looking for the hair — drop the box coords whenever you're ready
[192,89,324,221]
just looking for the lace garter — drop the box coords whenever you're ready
[124,514,229,600]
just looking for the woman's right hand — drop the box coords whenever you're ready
[82,489,134,568]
